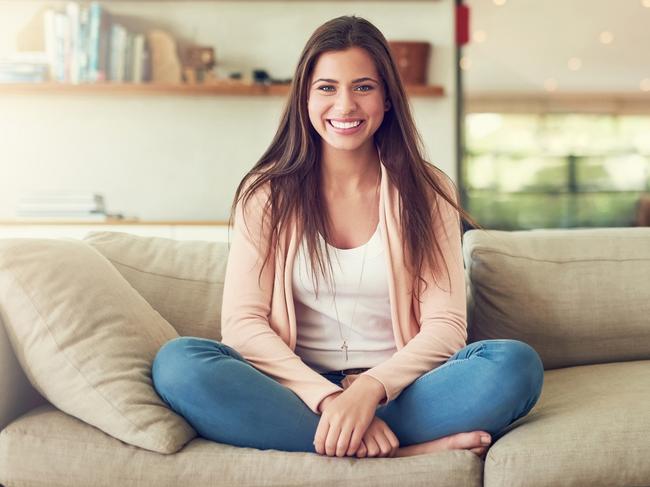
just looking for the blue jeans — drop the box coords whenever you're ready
[151,337,544,453]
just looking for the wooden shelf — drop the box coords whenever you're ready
[0,82,445,98]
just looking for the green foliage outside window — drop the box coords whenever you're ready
[463,113,650,229]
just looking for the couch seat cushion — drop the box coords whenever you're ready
[484,360,650,487]
[0,404,483,487]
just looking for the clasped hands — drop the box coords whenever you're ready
[314,374,399,458]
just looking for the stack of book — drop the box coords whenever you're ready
[43,1,150,84]
[16,192,109,221]
[0,52,49,83]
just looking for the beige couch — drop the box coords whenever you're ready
[0,228,649,487]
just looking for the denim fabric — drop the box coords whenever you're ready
[152,337,544,453]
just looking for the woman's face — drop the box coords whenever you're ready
[307,47,389,154]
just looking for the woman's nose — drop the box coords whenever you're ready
[334,89,358,113]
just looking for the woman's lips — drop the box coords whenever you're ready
[327,119,365,135]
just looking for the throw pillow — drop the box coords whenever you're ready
[0,238,196,453]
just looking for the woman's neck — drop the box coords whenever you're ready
[320,142,381,198]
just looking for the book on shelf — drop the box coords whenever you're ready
[0,52,49,83]
[36,1,150,85]
[17,192,106,215]
[14,213,112,222]
[20,190,104,200]
[16,210,108,218]
[88,2,111,82]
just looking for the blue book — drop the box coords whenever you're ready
[88,2,111,82]
[78,4,90,82]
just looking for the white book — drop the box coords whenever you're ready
[53,11,69,82]
[109,24,127,82]
[15,213,109,222]
[17,209,105,215]
[17,202,104,212]
[21,190,103,199]
[43,9,57,81]
[19,192,105,208]
[66,2,80,84]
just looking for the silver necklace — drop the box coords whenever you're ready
[330,170,380,362]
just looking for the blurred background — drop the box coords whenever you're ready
[462,0,650,229]
[0,0,648,241]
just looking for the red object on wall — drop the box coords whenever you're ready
[456,4,470,46]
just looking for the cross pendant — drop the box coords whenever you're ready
[341,340,349,361]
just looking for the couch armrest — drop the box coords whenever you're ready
[0,314,47,431]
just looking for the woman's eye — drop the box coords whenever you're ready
[316,85,374,93]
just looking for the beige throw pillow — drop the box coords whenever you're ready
[0,238,196,454]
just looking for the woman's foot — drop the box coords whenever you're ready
[393,430,491,459]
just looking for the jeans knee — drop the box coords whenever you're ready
[496,340,544,402]
[152,337,188,396]
[152,336,216,399]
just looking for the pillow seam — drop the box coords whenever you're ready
[97,255,224,285]
[469,249,650,264]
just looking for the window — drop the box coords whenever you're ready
[464,113,650,229]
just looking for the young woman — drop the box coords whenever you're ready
[152,15,544,460]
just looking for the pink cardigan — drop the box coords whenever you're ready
[221,161,467,414]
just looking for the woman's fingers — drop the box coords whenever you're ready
[314,415,401,459]
[364,436,381,457]
[346,424,366,456]
[384,424,400,456]
[325,422,343,457]
[336,424,355,457]
[356,440,368,458]
[375,431,393,457]
[313,418,330,455]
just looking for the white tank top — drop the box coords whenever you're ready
[292,223,397,373]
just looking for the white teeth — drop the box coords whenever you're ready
[330,120,362,129]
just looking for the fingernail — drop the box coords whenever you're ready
[481,435,491,445]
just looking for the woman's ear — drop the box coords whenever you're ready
[384,99,391,111]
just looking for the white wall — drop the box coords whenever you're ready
[464,0,650,94]
[0,0,457,221]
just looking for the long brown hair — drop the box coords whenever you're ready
[228,15,478,302]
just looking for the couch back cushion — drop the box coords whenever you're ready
[463,228,650,369]
[0,238,196,453]
[83,231,229,341]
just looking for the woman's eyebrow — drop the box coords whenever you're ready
[311,77,379,85]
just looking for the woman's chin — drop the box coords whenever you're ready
[322,134,373,152]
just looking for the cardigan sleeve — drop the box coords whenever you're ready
[360,176,468,405]
[220,182,343,414]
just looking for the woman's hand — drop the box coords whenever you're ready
[314,375,385,457]
[353,416,400,458]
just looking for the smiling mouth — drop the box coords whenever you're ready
[327,119,365,129]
